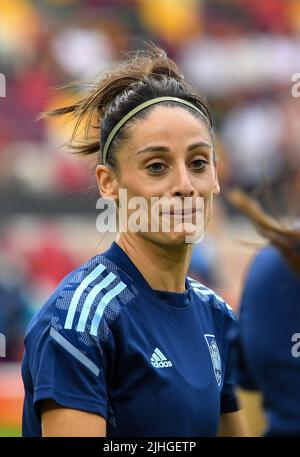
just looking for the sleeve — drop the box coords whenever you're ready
[220,315,241,414]
[230,324,259,392]
[27,310,114,421]
[231,250,269,392]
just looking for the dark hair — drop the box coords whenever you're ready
[41,44,214,169]
[227,189,300,277]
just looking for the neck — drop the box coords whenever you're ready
[116,234,192,292]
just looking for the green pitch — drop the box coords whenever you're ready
[0,425,21,437]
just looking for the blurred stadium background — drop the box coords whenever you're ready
[1,0,300,436]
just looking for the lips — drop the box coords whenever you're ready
[161,208,199,216]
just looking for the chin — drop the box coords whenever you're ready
[138,228,204,246]
[160,229,204,246]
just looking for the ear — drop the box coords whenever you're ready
[96,165,119,201]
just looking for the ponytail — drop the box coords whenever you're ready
[40,44,213,167]
[227,189,300,276]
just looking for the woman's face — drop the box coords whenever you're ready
[99,105,220,246]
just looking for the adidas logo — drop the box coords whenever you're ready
[151,347,173,368]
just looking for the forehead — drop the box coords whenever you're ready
[127,105,212,148]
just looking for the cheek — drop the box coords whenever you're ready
[118,166,162,200]
[117,171,154,208]
[117,166,141,196]
[192,169,217,197]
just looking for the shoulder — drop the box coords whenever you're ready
[187,276,236,321]
[248,246,284,276]
[25,252,137,345]
[247,245,298,284]
[240,245,300,313]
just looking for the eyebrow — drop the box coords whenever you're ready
[136,141,212,155]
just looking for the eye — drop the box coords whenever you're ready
[146,162,167,174]
[190,159,208,171]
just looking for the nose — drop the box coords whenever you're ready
[171,163,196,197]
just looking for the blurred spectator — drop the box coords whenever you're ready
[0,254,30,362]
[50,25,113,79]
[188,237,220,289]
[220,99,283,189]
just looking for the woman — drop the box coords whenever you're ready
[22,46,245,437]
[228,190,300,436]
